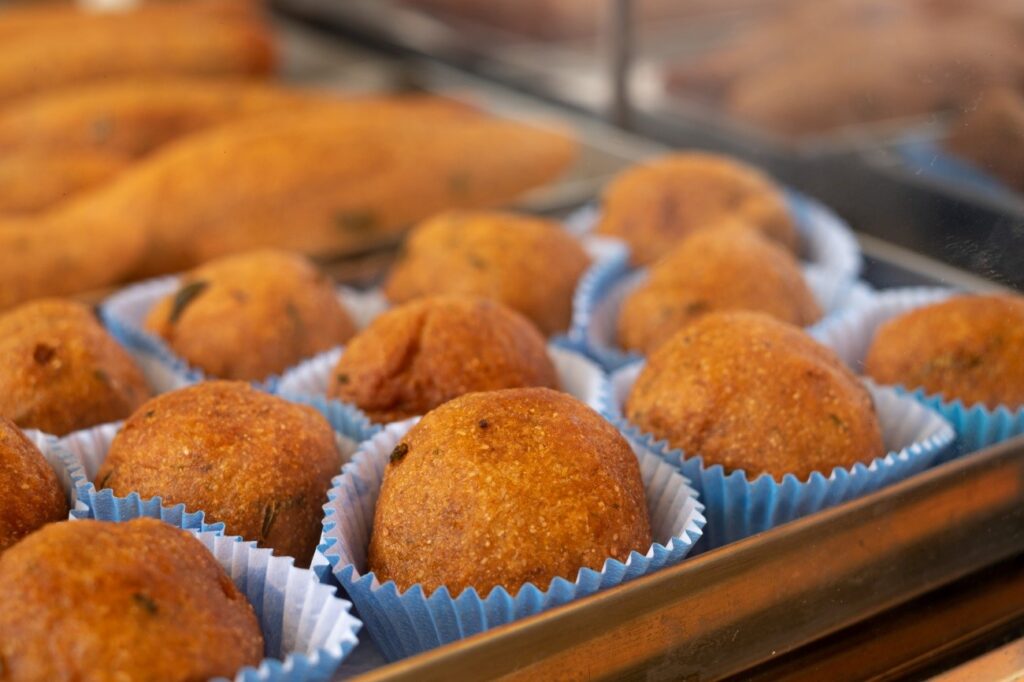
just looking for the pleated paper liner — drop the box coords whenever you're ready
[71,502,361,682]
[603,362,955,550]
[568,244,876,372]
[100,274,389,394]
[810,286,1024,458]
[320,418,706,661]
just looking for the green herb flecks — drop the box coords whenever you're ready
[389,443,409,464]
[169,280,209,324]
[132,592,158,615]
[334,210,378,234]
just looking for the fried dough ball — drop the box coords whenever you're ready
[865,294,1024,409]
[96,381,341,565]
[0,299,150,436]
[369,387,652,596]
[144,250,355,381]
[0,418,67,555]
[0,518,263,681]
[626,312,884,480]
[595,152,797,266]
[330,296,557,423]
[384,211,590,335]
[617,224,821,354]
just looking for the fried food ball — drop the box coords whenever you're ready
[0,518,263,681]
[0,418,68,555]
[330,296,557,423]
[626,312,884,480]
[864,294,1024,409]
[595,152,797,266]
[369,387,652,596]
[144,250,356,381]
[96,381,341,565]
[617,224,821,354]
[0,299,150,436]
[946,88,1024,193]
[384,211,590,335]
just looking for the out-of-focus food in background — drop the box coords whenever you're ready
[665,0,1024,136]
[945,88,1024,193]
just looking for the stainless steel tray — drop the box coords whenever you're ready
[270,18,1024,680]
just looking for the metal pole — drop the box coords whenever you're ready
[607,0,634,129]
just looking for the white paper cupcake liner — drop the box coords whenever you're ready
[562,187,861,303]
[603,362,955,550]
[567,248,876,371]
[811,286,1024,458]
[71,504,361,682]
[320,418,706,661]
[100,275,389,394]
[57,394,375,539]
[276,343,611,423]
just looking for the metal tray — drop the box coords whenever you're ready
[268,18,1024,679]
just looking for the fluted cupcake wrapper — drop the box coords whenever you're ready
[17,428,81,514]
[603,363,955,550]
[55,394,375,528]
[568,245,876,372]
[810,286,1024,458]
[70,503,360,682]
[562,188,861,306]
[320,418,706,662]
[275,343,611,423]
[100,275,389,394]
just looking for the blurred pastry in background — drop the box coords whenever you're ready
[595,152,796,266]
[0,149,127,216]
[0,103,576,310]
[0,299,150,436]
[617,223,821,354]
[384,211,590,335]
[144,250,356,382]
[666,0,1024,136]
[329,296,558,423]
[945,88,1024,193]
[0,0,275,104]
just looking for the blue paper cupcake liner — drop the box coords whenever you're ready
[896,136,1021,205]
[275,343,611,422]
[100,275,390,394]
[810,286,1024,458]
[320,418,706,661]
[562,188,861,305]
[56,393,376,536]
[568,245,876,371]
[603,362,955,550]
[72,503,361,682]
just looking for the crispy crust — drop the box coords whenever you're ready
[626,311,883,480]
[0,518,263,681]
[330,296,557,423]
[384,211,590,335]
[369,387,652,596]
[0,417,68,555]
[0,299,150,436]
[595,152,796,266]
[144,250,355,381]
[865,294,1024,409]
[617,224,821,354]
[96,381,340,565]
